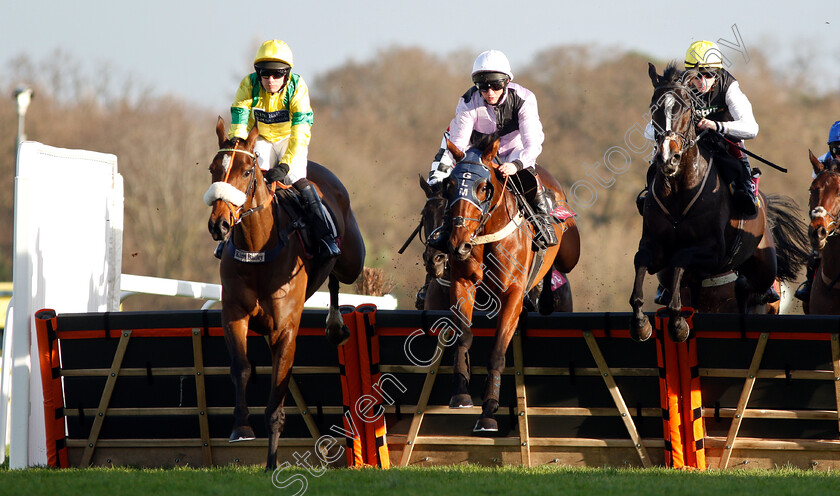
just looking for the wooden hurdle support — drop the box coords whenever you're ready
[31,308,840,470]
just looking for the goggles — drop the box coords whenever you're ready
[260,69,289,80]
[475,80,506,92]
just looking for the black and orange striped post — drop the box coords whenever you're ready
[336,305,366,466]
[355,304,390,468]
[34,309,69,468]
[655,308,685,468]
[676,313,706,470]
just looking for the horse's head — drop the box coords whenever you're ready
[440,134,501,261]
[204,117,262,241]
[648,62,697,177]
[419,175,448,278]
[807,149,840,251]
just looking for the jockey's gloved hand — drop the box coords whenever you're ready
[265,163,290,183]
[428,132,454,185]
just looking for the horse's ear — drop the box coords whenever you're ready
[810,149,825,175]
[483,139,501,167]
[245,122,260,150]
[446,138,465,162]
[648,62,660,88]
[419,174,433,197]
[216,116,227,147]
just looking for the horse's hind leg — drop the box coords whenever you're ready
[225,320,256,442]
[265,328,297,471]
[325,274,350,346]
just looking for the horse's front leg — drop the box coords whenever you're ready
[325,274,350,346]
[474,288,522,433]
[629,257,652,342]
[665,266,690,342]
[449,275,477,409]
[265,326,297,471]
[224,318,256,442]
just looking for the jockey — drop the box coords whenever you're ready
[224,39,340,259]
[426,50,558,250]
[817,120,840,167]
[794,120,840,302]
[638,40,760,216]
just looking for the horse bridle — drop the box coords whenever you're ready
[652,83,704,156]
[810,170,840,238]
[449,159,509,239]
[215,143,275,224]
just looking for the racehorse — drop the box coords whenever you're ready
[204,117,365,469]
[664,193,807,315]
[417,175,573,313]
[806,150,840,314]
[439,134,580,432]
[631,63,802,342]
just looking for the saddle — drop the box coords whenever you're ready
[274,188,340,260]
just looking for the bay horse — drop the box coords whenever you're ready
[417,175,573,313]
[204,117,365,469]
[439,134,580,432]
[806,150,840,314]
[631,62,791,342]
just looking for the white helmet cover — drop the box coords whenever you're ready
[471,50,514,81]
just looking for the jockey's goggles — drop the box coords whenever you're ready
[260,69,289,80]
[696,68,717,79]
[831,143,840,158]
[476,80,506,92]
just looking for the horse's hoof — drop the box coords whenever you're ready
[229,426,256,443]
[473,417,498,433]
[669,318,690,343]
[326,324,351,347]
[449,394,473,409]
[629,315,652,342]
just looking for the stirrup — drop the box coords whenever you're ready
[320,238,341,259]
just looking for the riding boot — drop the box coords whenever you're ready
[296,179,341,259]
[729,158,759,216]
[529,176,558,248]
[426,205,452,252]
[415,273,432,310]
[761,285,781,304]
[654,284,671,306]
[636,163,657,216]
[794,255,820,302]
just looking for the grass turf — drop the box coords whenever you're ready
[1,465,839,496]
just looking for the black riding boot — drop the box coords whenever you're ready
[729,158,759,216]
[296,179,341,259]
[529,177,558,248]
[794,255,819,302]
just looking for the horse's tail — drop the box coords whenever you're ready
[765,193,810,282]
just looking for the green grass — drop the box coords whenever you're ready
[1,465,839,496]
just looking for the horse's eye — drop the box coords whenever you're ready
[243,169,252,177]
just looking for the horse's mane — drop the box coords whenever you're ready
[660,61,686,87]
[468,131,501,157]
